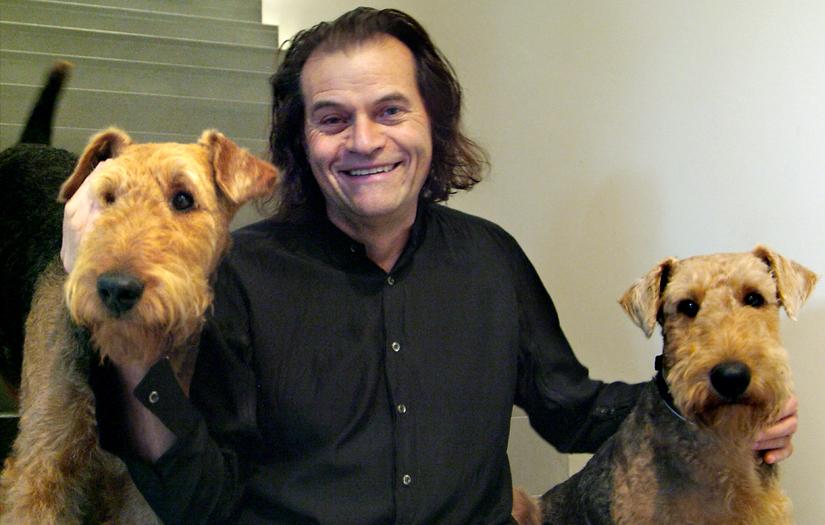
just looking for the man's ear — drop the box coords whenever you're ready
[199,129,279,207]
[618,257,677,338]
[752,245,817,320]
[58,128,131,202]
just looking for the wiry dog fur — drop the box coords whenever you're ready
[0,125,278,524]
[531,246,816,525]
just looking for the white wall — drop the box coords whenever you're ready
[263,1,825,521]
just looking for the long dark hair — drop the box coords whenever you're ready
[267,7,488,221]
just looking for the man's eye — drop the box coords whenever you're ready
[381,106,404,119]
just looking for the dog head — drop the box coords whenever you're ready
[60,128,278,366]
[619,246,816,433]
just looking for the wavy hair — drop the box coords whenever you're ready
[267,7,488,221]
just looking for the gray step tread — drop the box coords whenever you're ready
[1,50,271,102]
[1,0,277,47]
[1,84,270,142]
[1,21,279,70]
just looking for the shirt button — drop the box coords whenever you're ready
[396,404,407,414]
[391,341,401,352]
[386,276,395,286]
[148,391,160,404]
[402,474,412,486]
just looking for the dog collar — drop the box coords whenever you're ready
[655,355,689,424]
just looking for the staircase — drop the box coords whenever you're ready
[0,0,278,455]
[0,0,277,154]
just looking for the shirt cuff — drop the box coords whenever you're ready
[133,357,199,441]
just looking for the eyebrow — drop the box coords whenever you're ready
[308,92,412,115]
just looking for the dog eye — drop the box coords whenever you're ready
[171,190,195,211]
[744,292,765,308]
[677,299,700,318]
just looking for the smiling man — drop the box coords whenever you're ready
[301,35,433,271]
[62,7,798,525]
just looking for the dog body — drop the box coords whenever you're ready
[0,124,277,523]
[0,62,76,394]
[539,247,816,525]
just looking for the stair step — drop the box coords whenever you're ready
[64,0,262,23]
[1,84,270,144]
[1,50,271,103]
[0,123,268,159]
[1,21,278,71]
[1,0,277,48]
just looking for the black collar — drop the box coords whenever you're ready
[655,354,690,423]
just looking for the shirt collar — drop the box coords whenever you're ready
[314,199,430,275]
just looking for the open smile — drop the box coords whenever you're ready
[340,162,401,177]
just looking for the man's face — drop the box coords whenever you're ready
[301,35,433,230]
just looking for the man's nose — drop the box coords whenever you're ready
[347,117,385,154]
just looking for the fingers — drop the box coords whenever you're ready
[778,395,799,420]
[763,441,794,465]
[756,410,799,444]
[753,395,799,465]
[61,161,108,273]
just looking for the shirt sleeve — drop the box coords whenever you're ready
[91,259,262,525]
[509,242,644,453]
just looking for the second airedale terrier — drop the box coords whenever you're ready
[537,246,816,525]
[0,127,278,524]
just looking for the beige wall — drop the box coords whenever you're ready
[263,1,825,520]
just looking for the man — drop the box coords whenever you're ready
[63,8,797,524]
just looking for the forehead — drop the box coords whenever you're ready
[668,252,776,294]
[300,35,421,106]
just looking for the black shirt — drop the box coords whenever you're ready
[105,202,641,524]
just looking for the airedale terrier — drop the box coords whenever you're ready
[537,246,816,525]
[0,127,278,523]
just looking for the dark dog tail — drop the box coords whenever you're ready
[18,60,73,145]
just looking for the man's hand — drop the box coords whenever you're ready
[61,160,108,273]
[754,395,798,464]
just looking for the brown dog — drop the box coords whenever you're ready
[0,128,277,524]
[535,246,815,524]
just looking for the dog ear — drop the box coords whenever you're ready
[752,245,817,320]
[199,129,278,206]
[619,257,677,338]
[58,128,131,202]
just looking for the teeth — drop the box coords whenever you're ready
[347,164,395,177]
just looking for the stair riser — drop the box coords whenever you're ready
[1,23,278,71]
[2,0,277,48]
[1,85,271,143]
[1,52,272,103]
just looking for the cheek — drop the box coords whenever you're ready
[304,128,340,162]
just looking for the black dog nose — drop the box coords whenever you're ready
[97,272,144,316]
[710,362,751,401]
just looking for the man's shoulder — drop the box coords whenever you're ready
[426,203,517,246]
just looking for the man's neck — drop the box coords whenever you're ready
[328,210,414,273]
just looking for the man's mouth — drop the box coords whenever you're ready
[341,163,400,177]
